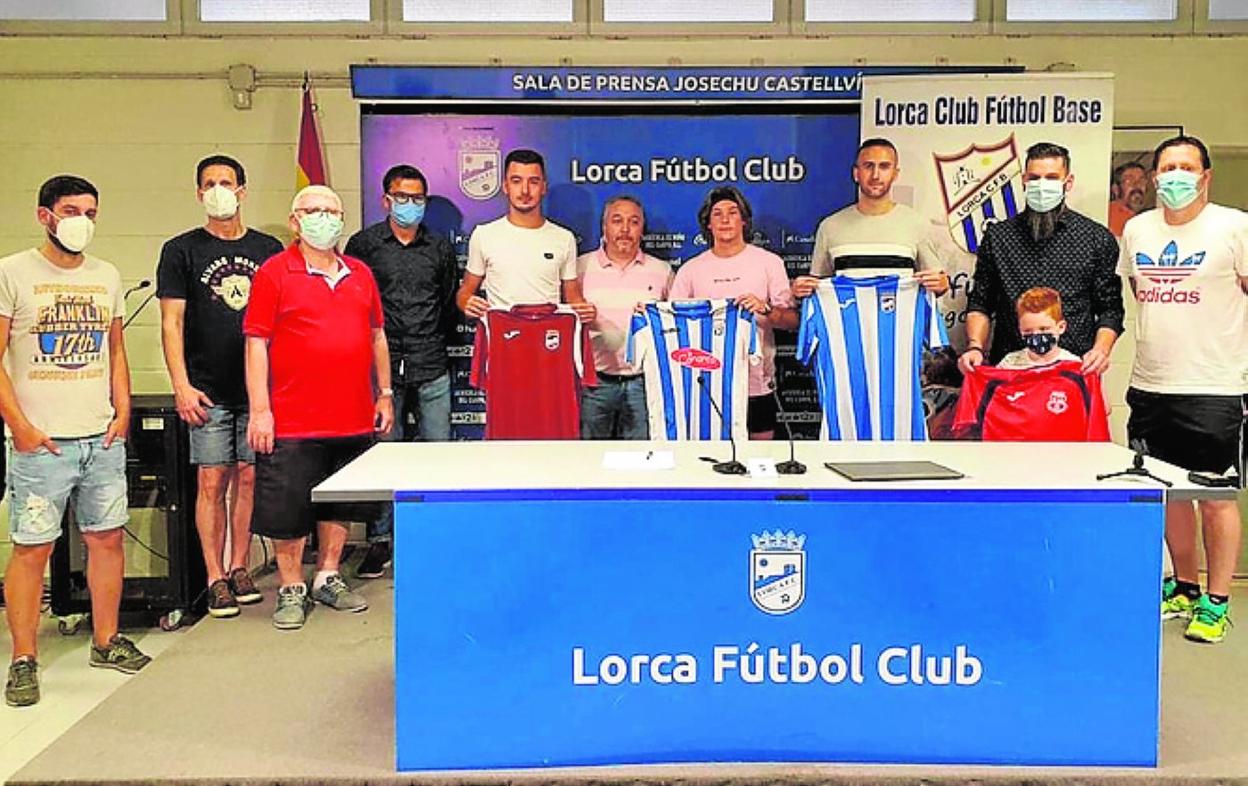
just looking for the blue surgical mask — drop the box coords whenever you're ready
[390,199,425,228]
[1025,179,1066,213]
[1156,170,1201,211]
[1023,332,1059,356]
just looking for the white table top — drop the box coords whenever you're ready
[312,440,1227,503]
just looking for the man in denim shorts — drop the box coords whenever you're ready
[157,155,282,618]
[1,175,151,708]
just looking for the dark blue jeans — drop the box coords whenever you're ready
[369,373,451,543]
[580,374,650,440]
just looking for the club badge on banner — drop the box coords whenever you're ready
[859,73,1115,351]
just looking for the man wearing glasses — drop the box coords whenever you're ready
[244,185,394,630]
[344,165,456,579]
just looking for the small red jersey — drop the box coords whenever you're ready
[242,245,383,439]
[470,304,598,440]
[954,361,1110,442]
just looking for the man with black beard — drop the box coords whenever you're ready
[958,142,1123,376]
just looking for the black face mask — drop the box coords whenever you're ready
[1023,332,1059,355]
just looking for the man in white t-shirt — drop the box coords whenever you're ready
[1118,135,1248,644]
[1,176,150,708]
[456,148,595,322]
[792,138,950,299]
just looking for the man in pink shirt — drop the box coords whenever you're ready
[577,196,673,439]
[670,186,797,440]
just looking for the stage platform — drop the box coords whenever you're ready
[8,568,1248,786]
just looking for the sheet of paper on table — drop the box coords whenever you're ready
[601,450,676,471]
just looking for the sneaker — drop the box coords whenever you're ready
[273,584,311,630]
[207,578,240,618]
[1185,595,1232,644]
[89,634,152,674]
[311,573,368,613]
[5,657,39,708]
[356,541,392,580]
[1162,577,1198,620]
[227,567,263,605]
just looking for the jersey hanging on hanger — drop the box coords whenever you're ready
[470,304,597,439]
[796,275,948,441]
[628,299,758,442]
[954,360,1111,442]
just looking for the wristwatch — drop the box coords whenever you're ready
[379,387,394,398]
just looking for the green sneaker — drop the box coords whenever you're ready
[89,634,152,674]
[273,583,312,630]
[1161,577,1197,620]
[1185,595,1231,643]
[5,657,39,707]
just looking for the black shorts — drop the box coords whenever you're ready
[1125,388,1246,478]
[252,434,380,541]
[747,394,778,435]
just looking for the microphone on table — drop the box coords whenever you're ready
[122,280,155,330]
[695,375,746,475]
[770,387,806,475]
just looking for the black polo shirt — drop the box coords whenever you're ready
[344,220,458,384]
[968,208,1125,363]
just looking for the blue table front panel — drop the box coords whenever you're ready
[394,492,1161,770]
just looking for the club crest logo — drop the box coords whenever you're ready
[544,329,561,351]
[934,135,1023,254]
[1047,390,1069,415]
[458,135,501,201]
[880,293,897,314]
[1135,240,1205,285]
[750,529,806,615]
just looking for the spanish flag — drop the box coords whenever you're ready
[296,75,327,189]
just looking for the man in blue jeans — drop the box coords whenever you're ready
[2,175,150,708]
[345,164,456,578]
[577,195,673,439]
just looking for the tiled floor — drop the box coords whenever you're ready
[0,613,181,784]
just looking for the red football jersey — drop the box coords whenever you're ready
[954,361,1110,442]
[470,304,597,440]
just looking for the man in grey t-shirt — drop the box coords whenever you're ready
[793,138,950,298]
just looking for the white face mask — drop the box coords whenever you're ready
[51,214,95,253]
[202,184,240,220]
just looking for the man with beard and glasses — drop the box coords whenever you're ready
[958,142,1124,377]
[1108,161,1149,238]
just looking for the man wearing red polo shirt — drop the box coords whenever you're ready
[243,185,394,631]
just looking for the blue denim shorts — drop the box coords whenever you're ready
[189,405,254,465]
[6,435,129,546]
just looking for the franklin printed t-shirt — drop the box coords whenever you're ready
[0,248,125,438]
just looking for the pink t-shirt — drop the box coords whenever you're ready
[670,244,794,396]
[578,247,673,375]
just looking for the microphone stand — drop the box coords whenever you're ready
[122,281,156,330]
[1096,445,1172,487]
[696,375,746,475]
[771,387,806,475]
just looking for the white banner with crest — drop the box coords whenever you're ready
[860,73,1115,350]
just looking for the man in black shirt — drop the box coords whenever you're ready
[344,164,457,578]
[959,142,1124,376]
[157,155,283,618]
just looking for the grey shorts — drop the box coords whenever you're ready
[189,406,255,465]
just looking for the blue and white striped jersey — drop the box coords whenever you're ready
[628,300,758,442]
[796,276,948,441]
